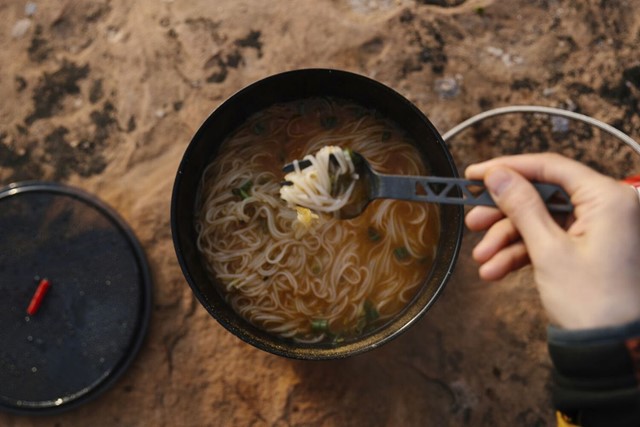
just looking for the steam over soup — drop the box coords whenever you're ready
[196,97,440,343]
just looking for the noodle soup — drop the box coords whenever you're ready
[196,97,440,344]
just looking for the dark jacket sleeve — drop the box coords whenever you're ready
[548,320,640,426]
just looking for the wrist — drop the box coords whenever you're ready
[551,309,640,331]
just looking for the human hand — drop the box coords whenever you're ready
[465,153,640,330]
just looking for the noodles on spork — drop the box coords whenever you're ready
[196,97,440,343]
[280,145,358,213]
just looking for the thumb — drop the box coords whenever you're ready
[484,166,563,250]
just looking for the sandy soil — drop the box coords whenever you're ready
[1,0,639,425]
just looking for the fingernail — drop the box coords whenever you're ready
[485,168,512,197]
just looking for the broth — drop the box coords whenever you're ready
[196,97,440,343]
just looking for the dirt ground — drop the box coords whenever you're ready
[1,0,639,425]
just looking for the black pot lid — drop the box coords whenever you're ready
[0,182,152,415]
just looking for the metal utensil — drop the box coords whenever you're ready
[282,151,573,219]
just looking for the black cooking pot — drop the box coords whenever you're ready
[171,69,463,359]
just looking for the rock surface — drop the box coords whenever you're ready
[1,0,639,425]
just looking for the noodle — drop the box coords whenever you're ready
[196,97,440,343]
[280,146,358,214]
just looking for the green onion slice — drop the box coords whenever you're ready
[321,116,338,129]
[394,246,410,261]
[252,122,266,135]
[311,318,329,332]
[232,180,253,200]
[364,300,379,322]
[367,226,381,242]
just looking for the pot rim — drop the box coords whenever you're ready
[171,68,464,359]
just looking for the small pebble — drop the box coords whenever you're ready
[107,27,124,43]
[11,19,32,38]
[563,98,577,112]
[434,77,460,99]
[551,115,570,133]
[486,46,504,57]
[511,55,524,65]
[486,46,523,67]
[25,2,37,16]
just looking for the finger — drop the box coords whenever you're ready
[478,241,530,281]
[465,153,608,196]
[465,205,504,231]
[483,166,564,250]
[472,217,520,263]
